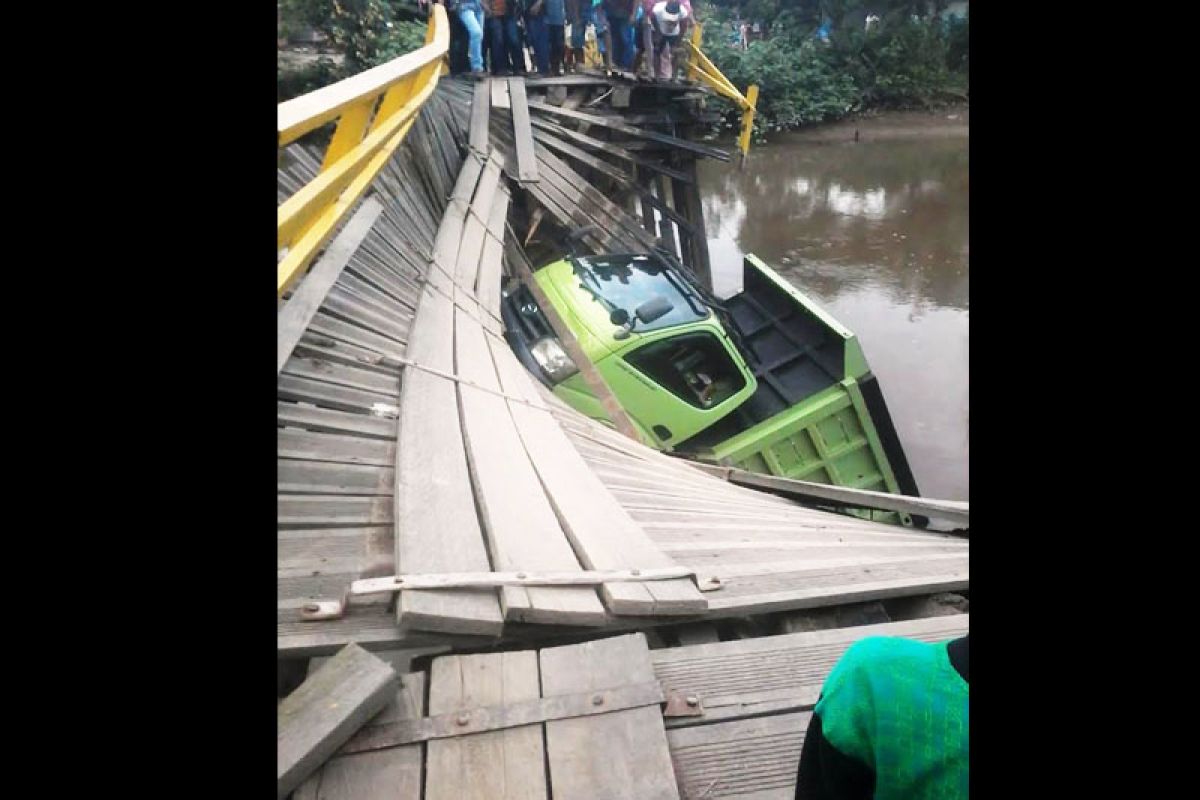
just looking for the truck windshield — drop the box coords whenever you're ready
[572,254,708,333]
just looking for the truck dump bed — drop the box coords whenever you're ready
[686,256,923,521]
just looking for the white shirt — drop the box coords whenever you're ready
[651,1,689,37]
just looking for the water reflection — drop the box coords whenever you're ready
[699,136,969,501]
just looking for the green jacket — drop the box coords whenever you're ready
[796,635,969,800]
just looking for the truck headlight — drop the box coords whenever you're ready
[530,337,579,383]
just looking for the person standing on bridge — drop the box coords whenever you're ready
[602,0,635,70]
[566,0,589,71]
[525,0,551,74]
[649,0,688,79]
[794,634,969,800]
[545,0,567,75]
[484,0,525,75]
[450,0,488,77]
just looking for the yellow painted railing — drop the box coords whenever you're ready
[277,6,450,297]
[686,23,759,161]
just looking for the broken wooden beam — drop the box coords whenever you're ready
[527,99,732,161]
[687,461,970,527]
[507,77,539,183]
[277,643,399,799]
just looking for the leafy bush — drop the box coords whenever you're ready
[699,0,969,132]
[705,37,859,132]
[280,0,428,73]
[278,57,344,103]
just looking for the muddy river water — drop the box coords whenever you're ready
[699,126,968,500]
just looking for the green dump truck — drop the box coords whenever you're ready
[501,246,923,525]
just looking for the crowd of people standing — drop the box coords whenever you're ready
[436,0,694,80]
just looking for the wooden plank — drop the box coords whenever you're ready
[653,615,969,727]
[490,76,510,109]
[278,494,391,526]
[282,356,399,395]
[474,192,509,318]
[454,158,502,291]
[527,99,732,161]
[295,672,427,800]
[527,116,693,183]
[487,335,706,615]
[278,374,397,415]
[321,288,411,344]
[330,277,415,325]
[278,428,395,467]
[293,334,405,372]
[278,459,394,495]
[307,312,407,360]
[469,79,491,154]
[278,402,396,440]
[507,78,539,183]
[455,305,608,625]
[396,287,504,635]
[279,199,385,373]
[666,712,807,799]
[696,463,971,526]
[541,633,680,799]
[278,643,398,799]
[425,651,547,800]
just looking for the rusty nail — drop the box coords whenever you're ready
[394,577,405,584]
[686,695,699,707]
[456,712,470,726]
[303,603,320,614]
[592,693,604,706]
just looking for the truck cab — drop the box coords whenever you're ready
[503,252,756,447]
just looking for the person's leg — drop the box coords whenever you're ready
[621,18,635,68]
[549,24,565,74]
[459,5,485,73]
[609,17,627,69]
[486,16,506,74]
[503,14,524,74]
[528,16,550,73]
[596,11,611,69]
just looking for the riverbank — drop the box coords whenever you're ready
[773,104,969,144]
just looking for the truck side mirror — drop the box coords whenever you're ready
[636,296,674,325]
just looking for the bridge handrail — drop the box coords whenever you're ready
[685,23,759,161]
[277,6,449,297]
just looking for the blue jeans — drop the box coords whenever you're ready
[609,16,631,68]
[457,3,485,72]
[526,15,550,73]
[486,14,523,74]
[571,4,592,49]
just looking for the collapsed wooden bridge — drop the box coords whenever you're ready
[277,10,968,797]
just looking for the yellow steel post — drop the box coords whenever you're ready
[738,84,759,163]
[688,23,703,83]
[320,101,373,172]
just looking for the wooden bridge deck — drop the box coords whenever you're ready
[277,76,967,660]
[293,614,969,799]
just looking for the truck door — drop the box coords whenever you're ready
[608,330,754,446]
